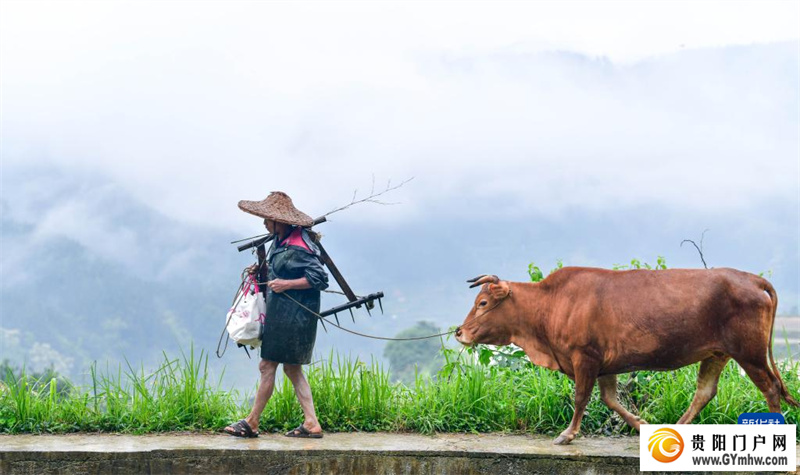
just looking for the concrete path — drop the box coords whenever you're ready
[0,432,639,456]
[0,433,796,474]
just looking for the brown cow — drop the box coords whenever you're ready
[455,267,798,445]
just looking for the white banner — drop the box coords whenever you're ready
[640,424,796,472]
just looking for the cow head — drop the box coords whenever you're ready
[455,274,513,346]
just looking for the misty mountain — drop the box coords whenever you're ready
[2,43,798,390]
[0,169,436,388]
[2,166,797,391]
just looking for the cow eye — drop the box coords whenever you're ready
[478,301,488,307]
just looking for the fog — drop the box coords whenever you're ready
[1,1,798,386]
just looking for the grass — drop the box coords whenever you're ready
[2,345,799,437]
[0,347,237,433]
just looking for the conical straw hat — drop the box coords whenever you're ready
[238,191,314,227]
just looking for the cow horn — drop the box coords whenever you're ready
[467,275,500,288]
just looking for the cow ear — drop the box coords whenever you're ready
[488,281,511,299]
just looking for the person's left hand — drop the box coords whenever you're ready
[267,279,291,293]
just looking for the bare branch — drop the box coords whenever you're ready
[681,228,710,269]
[322,177,414,218]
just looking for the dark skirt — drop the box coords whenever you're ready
[260,291,319,364]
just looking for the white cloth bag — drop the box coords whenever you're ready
[225,274,266,348]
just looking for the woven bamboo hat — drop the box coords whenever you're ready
[238,191,314,227]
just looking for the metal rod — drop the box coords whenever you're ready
[230,233,269,244]
[235,216,327,252]
[319,292,384,318]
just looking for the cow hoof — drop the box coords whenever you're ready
[553,435,573,445]
[632,417,647,431]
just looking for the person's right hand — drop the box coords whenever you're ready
[245,264,259,275]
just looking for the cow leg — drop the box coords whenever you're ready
[598,374,646,430]
[677,355,730,424]
[735,358,783,412]
[554,364,597,445]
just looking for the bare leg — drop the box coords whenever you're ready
[598,374,646,430]
[677,356,730,424]
[283,364,322,434]
[554,361,598,445]
[244,359,279,431]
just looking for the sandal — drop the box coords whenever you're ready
[285,424,323,438]
[224,419,259,438]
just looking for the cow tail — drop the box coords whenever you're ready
[764,281,799,407]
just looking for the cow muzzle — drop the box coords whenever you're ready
[454,326,473,346]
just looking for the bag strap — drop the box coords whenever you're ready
[242,273,260,296]
[215,272,248,358]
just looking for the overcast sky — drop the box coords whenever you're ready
[2,0,799,233]
[1,1,799,382]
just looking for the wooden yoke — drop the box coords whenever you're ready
[311,235,382,324]
[312,239,359,304]
[256,244,268,296]
[234,217,382,322]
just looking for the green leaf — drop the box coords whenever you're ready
[528,263,544,282]
[478,348,493,366]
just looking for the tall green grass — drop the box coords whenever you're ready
[2,346,799,436]
[0,346,237,433]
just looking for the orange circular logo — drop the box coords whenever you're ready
[648,428,684,463]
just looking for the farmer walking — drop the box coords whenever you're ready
[224,191,329,438]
